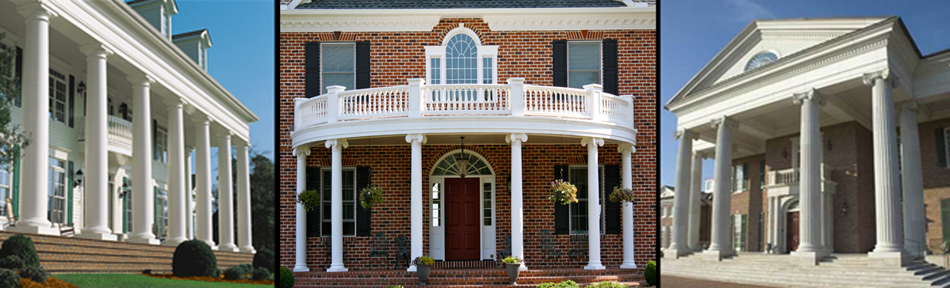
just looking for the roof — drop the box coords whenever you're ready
[295,0,648,9]
[172,28,208,40]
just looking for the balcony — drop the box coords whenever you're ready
[78,115,134,156]
[291,79,637,146]
[765,164,836,197]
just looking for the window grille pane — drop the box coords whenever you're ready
[483,58,492,84]
[323,45,354,72]
[568,42,600,71]
[446,34,478,84]
[431,58,441,84]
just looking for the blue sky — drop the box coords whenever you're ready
[172,0,275,161]
[659,0,950,188]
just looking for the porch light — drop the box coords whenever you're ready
[456,137,469,178]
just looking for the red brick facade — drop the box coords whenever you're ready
[279,18,656,272]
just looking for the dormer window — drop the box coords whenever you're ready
[744,51,778,72]
[425,26,499,85]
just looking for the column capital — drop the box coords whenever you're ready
[899,100,918,114]
[618,143,635,154]
[79,43,113,58]
[325,139,349,149]
[862,68,898,88]
[674,128,698,140]
[405,134,427,145]
[792,88,824,106]
[185,146,195,153]
[580,137,604,147]
[294,146,310,158]
[506,133,528,144]
[164,96,188,108]
[710,116,738,130]
[15,1,58,20]
[127,74,154,87]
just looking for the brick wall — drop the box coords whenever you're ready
[920,118,950,252]
[279,18,656,273]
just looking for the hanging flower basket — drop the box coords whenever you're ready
[609,186,636,203]
[359,184,385,209]
[296,190,320,211]
[548,179,578,205]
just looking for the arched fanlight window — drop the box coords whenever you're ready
[431,152,491,176]
[446,34,478,84]
[424,27,499,86]
[744,51,778,72]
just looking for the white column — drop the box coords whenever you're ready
[704,116,737,261]
[667,129,694,259]
[77,43,115,240]
[619,143,638,269]
[326,139,349,272]
[185,146,195,240]
[237,143,254,253]
[689,151,703,252]
[164,98,187,246]
[195,118,216,249]
[791,89,826,264]
[900,101,925,259]
[11,3,57,235]
[293,146,310,272]
[864,69,907,267]
[581,137,605,270]
[767,197,776,253]
[128,75,159,245]
[507,133,528,271]
[218,133,238,251]
[405,134,426,272]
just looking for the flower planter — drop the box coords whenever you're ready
[416,264,431,286]
[504,263,520,285]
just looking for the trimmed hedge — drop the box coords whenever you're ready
[535,280,579,288]
[0,255,22,271]
[587,282,628,288]
[645,260,657,286]
[251,266,271,281]
[0,268,16,288]
[224,264,254,280]
[279,267,294,288]
[172,240,218,277]
[253,248,275,274]
[20,265,47,283]
[0,235,39,269]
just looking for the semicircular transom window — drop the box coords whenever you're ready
[431,152,492,176]
[446,34,478,84]
[744,52,778,72]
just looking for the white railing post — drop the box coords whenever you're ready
[294,98,304,131]
[622,95,635,130]
[326,86,345,123]
[408,79,424,118]
[509,78,525,116]
[585,84,603,121]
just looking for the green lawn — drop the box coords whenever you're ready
[54,274,269,288]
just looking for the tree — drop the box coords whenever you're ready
[210,147,274,253]
[0,32,30,165]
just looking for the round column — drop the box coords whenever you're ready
[128,75,158,245]
[667,129,694,258]
[582,137,605,270]
[293,146,310,272]
[620,143,638,269]
[507,133,528,271]
[237,143,254,253]
[164,98,188,246]
[326,139,348,272]
[218,133,237,251]
[195,117,216,249]
[689,151,703,252]
[405,134,425,272]
[791,89,825,264]
[900,101,925,258]
[705,116,737,261]
[78,43,115,240]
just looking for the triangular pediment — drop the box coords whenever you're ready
[666,17,891,108]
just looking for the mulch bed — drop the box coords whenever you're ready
[143,273,275,285]
[19,277,78,288]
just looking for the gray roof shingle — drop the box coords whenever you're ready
[296,0,637,9]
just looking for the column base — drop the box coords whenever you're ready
[163,237,189,247]
[702,249,734,262]
[327,264,348,272]
[407,265,417,272]
[868,251,908,267]
[239,246,256,254]
[292,265,309,272]
[518,263,528,271]
[9,225,60,236]
[620,261,638,269]
[218,244,239,252]
[791,250,828,266]
[663,248,689,259]
[77,232,118,241]
[126,237,161,245]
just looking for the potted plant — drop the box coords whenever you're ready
[609,186,635,203]
[411,255,434,286]
[296,190,320,211]
[548,179,578,205]
[359,184,384,209]
[501,256,521,285]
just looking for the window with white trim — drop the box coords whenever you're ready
[156,188,168,238]
[321,43,355,94]
[568,41,602,89]
[0,162,9,217]
[47,157,66,224]
[0,43,16,103]
[568,166,604,235]
[945,127,950,166]
[321,168,356,236]
[431,183,441,227]
[49,69,67,123]
[425,27,498,86]
[154,124,167,163]
[732,164,747,193]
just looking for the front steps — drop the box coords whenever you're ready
[293,268,643,287]
[662,252,950,288]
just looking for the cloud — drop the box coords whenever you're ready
[726,0,776,22]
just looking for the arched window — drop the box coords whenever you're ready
[446,34,478,84]
[424,27,499,86]
[431,152,492,176]
[744,51,778,72]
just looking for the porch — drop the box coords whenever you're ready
[292,267,642,287]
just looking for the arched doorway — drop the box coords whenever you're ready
[428,150,495,261]
[786,200,801,253]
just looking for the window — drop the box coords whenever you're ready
[759,160,766,189]
[431,183,441,227]
[124,177,132,233]
[49,69,67,123]
[945,127,950,166]
[156,188,168,238]
[733,214,745,252]
[568,41,602,89]
[568,166,604,234]
[942,198,950,244]
[424,28,498,86]
[154,124,168,163]
[321,168,356,236]
[704,178,714,193]
[47,157,66,224]
[0,162,9,217]
[0,43,17,104]
[482,58,493,84]
[483,182,492,226]
[321,43,355,94]
[430,58,441,84]
[661,206,667,218]
[446,34,478,84]
[745,52,778,72]
[733,164,747,192]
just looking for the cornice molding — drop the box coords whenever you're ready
[280,15,442,32]
[483,13,655,31]
[280,10,655,32]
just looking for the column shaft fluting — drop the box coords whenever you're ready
[707,117,735,259]
[668,130,694,257]
[866,72,904,254]
[794,90,822,254]
[900,102,925,258]
[689,152,703,252]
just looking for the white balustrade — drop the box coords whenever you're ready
[338,86,409,120]
[78,115,133,152]
[766,164,834,186]
[601,94,629,123]
[297,95,328,128]
[422,84,509,115]
[523,85,589,118]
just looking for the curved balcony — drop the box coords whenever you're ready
[78,115,134,156]
[291,78,637,147]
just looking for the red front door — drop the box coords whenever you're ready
[786,211,800,252]
[445,178,481,260]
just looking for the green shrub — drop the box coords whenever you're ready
[250,266,271,281]
[588,282,628,288]
[0,268,17,288]
[644,260,657,286]
[536,283,554,288]
[19,265,47,283]
[279,267,294,288]
[253,248,275,274]
[224,264,254,280]
[172,240,218,277]
[0,255,22,271]
[535,280,579,288]
[0,234,39,269]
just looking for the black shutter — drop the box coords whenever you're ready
[305,42,321,98]
[356,41,371,89]
[356,166,371,236]
[605,164,621,234]
[68,75,75,128]
[552,40,567,87]
[602,39,618,95]
[937,128,947,168]
[306,167,321,237]
[554,165,569,234]
[15,47,22,107]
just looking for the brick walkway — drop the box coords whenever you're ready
[661,275,778,288]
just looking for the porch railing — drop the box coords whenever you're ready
[78,115,134,148]
[294,78,634,131]
[766,164,833,186]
